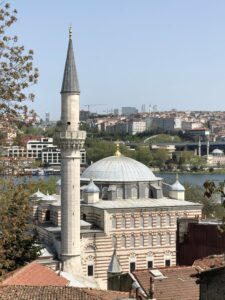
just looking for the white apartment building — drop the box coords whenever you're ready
[152,117,182,131]
[8,137,86,166]
[128,120,146,135]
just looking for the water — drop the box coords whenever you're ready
[2,173,225,188]
[0,175,60,185]
[155,172,225,187]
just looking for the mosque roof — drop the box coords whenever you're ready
[170,174,185,192]
[81,198,202,210]
[61,27,80,94]
[31,189,46,199]
[170,180,185,192]
[211,148,223,155]
[83,179,100,193]
[42,193,56,202]
[81,155,159,182]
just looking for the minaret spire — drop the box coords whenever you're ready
[61,26,80,94]
[69,25,72,39]
[55,29,86,276]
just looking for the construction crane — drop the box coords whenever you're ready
[84,104,106,113]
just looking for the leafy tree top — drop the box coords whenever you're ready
[0,2,38,126]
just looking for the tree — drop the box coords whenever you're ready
[0,180,41,276]
[0,2,39,275]
[151,149,170,168]
[86,138,116,163]
[0,2,38,127]
[185,183,224,219]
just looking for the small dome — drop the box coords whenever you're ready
[31,189,46,199]
[81,155,159,182]
[212,149,223,155]
[83,179,100,194]
[42,193,56,202]
[171,175,185,191]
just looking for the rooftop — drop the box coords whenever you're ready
[0,286,130,300]
[81,155,160,182]
[82,198,202,210]
[132,266,199,300]
[193,254,225,271]
[0,262,68,287]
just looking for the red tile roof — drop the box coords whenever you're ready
[0,286,130,300]
[132,266,199,300]
[193,254,225,271]
[0,262,69,286]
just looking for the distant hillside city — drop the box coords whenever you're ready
[1,108,225,175]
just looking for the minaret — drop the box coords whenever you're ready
[198,137,201,157]
[55,27,86,274]
[207,138,210,158]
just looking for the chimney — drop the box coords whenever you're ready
[149,276,155,299]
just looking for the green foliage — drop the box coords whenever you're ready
[22,125,44,136]
[0,3,38,125]
[185,183,225,219]
[133,146,153,166]
[85,138,116,163]
[151,149,170,168]
[146,134,182,144]
[0,180,41,276]
[20,177,57,195]
[85,137,172,167]
[178,151,205,168]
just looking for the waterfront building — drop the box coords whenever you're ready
[7,138,86,166]
[30,29,203,289]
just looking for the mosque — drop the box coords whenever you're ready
[30,29,202,288]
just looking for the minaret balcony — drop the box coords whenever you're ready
[55,130,86,140]
[55,130,86,150]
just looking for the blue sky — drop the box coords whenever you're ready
[12,1,225,119]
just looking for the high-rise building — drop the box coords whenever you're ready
[45,112,50,124]
[121,106,138,116]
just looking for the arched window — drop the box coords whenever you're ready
[130,216,135,228]
[131,235,135,248]
[166,233,171,245]
[140,234,144,247]
[148,216,152,227]
[156,215,161,227]
[117,187,123,199]
[121,216,126,229]
[165,215,170,227]
[83,213,87,221]
[131,187,137,199]
[45,210,51,221]
[112,216,116,229]
[121,235,126,248]
[139,216,144,228]
[112,236,117,248]
[148,234,153,246]
[157,234,161,246]
[144,187,149,198]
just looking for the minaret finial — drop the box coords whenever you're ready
[115,142,121,157]
[176,173,179,181]
[69,25,72,39]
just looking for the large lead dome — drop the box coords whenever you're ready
[81,155,159,182]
